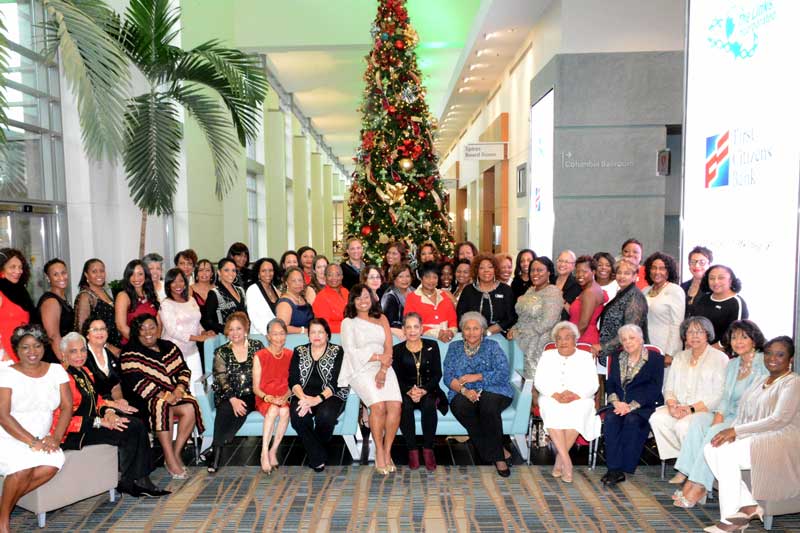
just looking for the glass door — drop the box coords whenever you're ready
[0,201,68,301]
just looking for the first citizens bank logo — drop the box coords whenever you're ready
[705,128,773,188]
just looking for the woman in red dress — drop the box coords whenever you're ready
[114,259,160,345]
[0,249,35,363]
[253,318,293,474]
[568,255,607,344]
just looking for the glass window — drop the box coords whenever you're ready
[246,172,259,255]
[0,0,65,203]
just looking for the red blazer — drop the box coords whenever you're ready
[311,286,349,334]
[404,288,457,335]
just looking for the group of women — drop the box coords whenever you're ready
[0,237,795,533]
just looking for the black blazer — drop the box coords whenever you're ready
[455,283,517,335]
[560,274,582,320]
[605,349,665,419]
[392,338,448,414]
[83,345,122,399]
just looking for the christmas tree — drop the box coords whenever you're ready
[345,0,454,265]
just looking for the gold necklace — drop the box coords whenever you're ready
[763,370,792,389]
[269,346,285,359]
[409,344,423,387]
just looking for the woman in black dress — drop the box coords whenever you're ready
[392,312,445,471]
[73,258,122,355]
[37,258,75,363]
[201,258,246,334]
[455,254,517,337]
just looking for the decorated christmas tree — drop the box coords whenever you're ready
[345,0,454,264]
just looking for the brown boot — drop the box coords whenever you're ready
[422,448,436,471]
[408,449,420,470]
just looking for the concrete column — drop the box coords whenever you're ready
[264,91,288,257]
[322,164,333,257]
[309,152,323,251]
[292,131,310,248]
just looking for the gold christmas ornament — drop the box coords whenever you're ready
[376,182,408,206]
[378,234,390,244]
[398,157,414,172]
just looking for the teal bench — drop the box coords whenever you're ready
[197,332,533,462]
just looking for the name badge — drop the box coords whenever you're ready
[494,294,504,299]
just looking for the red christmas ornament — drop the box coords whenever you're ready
[388,105,396,114]
[361,225,373,236]
[395,39,405,49]
[418,191,427,199]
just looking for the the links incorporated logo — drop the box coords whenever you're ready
[707,1,776,59]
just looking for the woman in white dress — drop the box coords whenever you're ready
[642,252,685,363]
[0,325,72,532]
[535,321,601,483]
[339,284,402,475]
[159,269,216,396]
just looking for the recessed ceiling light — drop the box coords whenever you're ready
[469,63,489,71]
[476,49,492,57]
[458,87,472,93]
[463,76,477,83]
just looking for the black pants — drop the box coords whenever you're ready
[603,410,650,473]
[450,391,511,463]
[78,416,153,483]
[290,396,344,468]
[212,395,256,448]
[399,393,438,449]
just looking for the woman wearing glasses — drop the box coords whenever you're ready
[650,317,728,471]
[681,246,713,318]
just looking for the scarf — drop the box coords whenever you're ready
[0,277,38,323]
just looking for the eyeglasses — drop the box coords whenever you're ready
[89,327,107,333]
[556,259,575,265]
[689,260,709,266]
[685,329,706,336]
[367,275,382,280]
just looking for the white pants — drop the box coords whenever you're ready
[704,437,756,524]
[649,406,700,460]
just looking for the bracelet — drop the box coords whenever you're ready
[28,437,40,449]
[459,385,467,395]
[318,393,325,402]
[301,326,306,335]
[93,417,102,429]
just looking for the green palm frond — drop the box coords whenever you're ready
[123,92,181,215]
[171,84,242,199]
[172,44,267,145]
[43,0,130,161]
[118,0,181,79]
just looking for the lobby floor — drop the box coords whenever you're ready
[9,436,799,532]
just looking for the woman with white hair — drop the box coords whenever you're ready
[534,321,601,483]
[443,311,514,477]
[601,324,665,486]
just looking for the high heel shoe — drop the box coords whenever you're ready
[703,523,749,533]
[726,505,764,525]
[671,488,683,500]
[167,464,188,479]
[206,447,221,474]
[374,465,390,476]
[673,492,707,509]
[387,460,397,473]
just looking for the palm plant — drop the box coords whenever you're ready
[44,0,267,254]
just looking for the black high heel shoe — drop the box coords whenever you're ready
[495,460,511,477]
[206,447,221,474]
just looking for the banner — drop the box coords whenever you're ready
[683,0,800,338]
[529,89,555,258]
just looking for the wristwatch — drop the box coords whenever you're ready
[93,417,102,429]
[318,393,325,402]
[689,405,696,413]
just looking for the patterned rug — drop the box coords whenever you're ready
[10,465,799,532]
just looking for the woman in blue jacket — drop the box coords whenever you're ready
[602,324,665,486]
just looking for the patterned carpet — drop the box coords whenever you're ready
[10,465,800,532]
